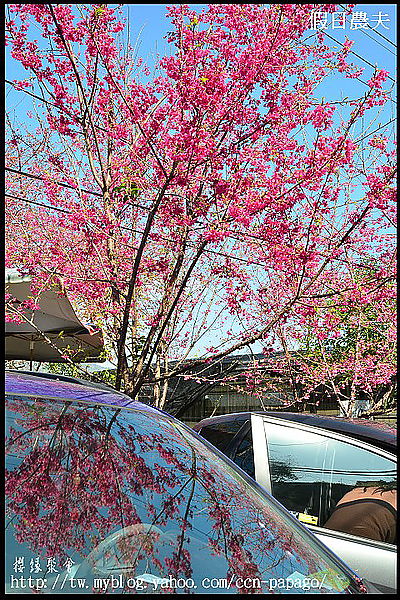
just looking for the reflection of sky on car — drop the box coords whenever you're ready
[5,396,357,593]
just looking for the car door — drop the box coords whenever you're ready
[251,414,397,593]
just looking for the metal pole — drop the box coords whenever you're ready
[29,339,34,371]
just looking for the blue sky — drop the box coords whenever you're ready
[123,4,396,83]
[6,4,397,116]
[123,4,396,130]
[5,5,397,205]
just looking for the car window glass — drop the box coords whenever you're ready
[265,421,396,541]
[197,420,247,453]
[232,428,255,479]
[5,394,359,594]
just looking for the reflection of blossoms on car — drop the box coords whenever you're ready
[7,402,141,561]
[5,373,367,594]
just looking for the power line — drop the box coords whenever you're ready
[5,193,70,213]
[5,79,77,117]
[354,27,396,55]
[337,4,396,50]
[323,31,396,84]
[354,117,397,144]
[5,166,148,210]
[8,182,395,277]
[5,192,270,269]
[366,24,396,48]
[7,149,397,252]
[6,166,103,197]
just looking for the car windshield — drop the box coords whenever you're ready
[5,394,361,594]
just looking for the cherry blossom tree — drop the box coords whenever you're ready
[5,4,396,415]
[273,260,396,417]
[228,251,396,417]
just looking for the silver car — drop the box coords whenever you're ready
[193,412,397,593]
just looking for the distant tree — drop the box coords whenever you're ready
[266,260,396,417]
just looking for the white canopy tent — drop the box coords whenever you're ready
[5,268,104,363]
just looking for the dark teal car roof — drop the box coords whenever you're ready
[195,410,396,452]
